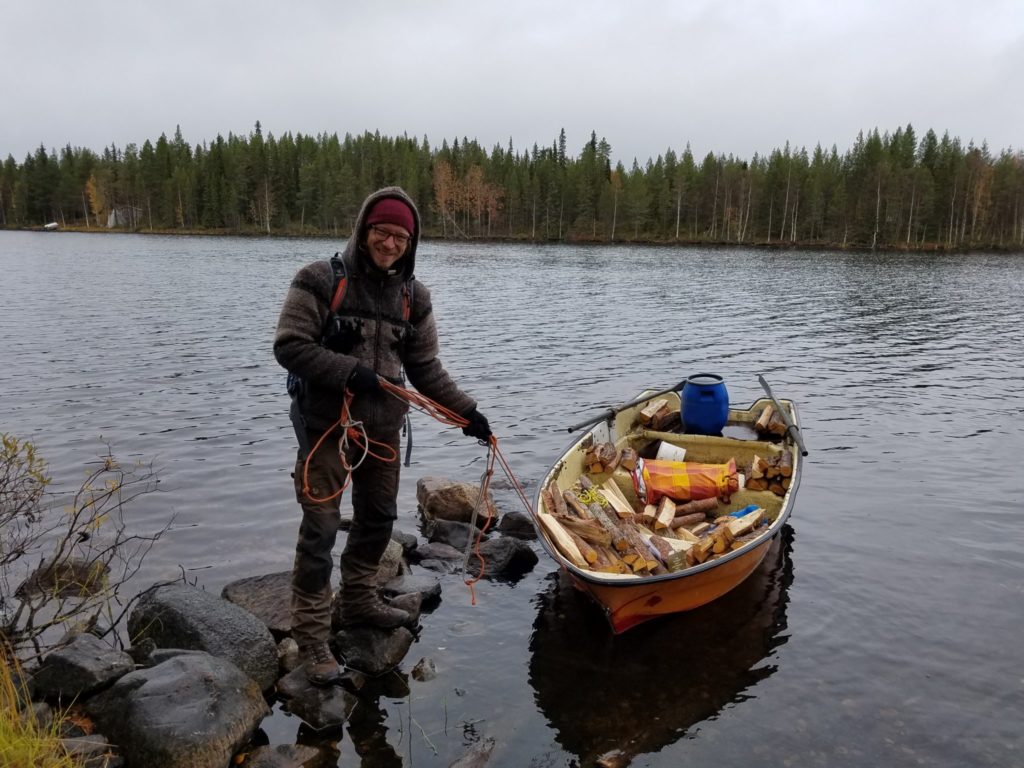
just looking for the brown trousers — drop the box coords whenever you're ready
[290,424,401,648]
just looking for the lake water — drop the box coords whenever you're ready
[1,230,1022,768]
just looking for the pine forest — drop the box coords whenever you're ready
[2,122,1022,251]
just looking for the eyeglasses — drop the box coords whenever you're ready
[368,224,410,248]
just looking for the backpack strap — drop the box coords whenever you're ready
[328,253,348,313]
[328,253,413,323]
[402,273,415,323]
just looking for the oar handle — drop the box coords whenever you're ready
[757,374,808,456]
[566,407,617,434]
[565,381,685,433]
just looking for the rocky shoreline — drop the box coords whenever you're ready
[18,476,539,768]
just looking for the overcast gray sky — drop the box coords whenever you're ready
[2,0,1021,166]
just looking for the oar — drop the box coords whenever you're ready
[566,381,685,433]
[757,374,808,456]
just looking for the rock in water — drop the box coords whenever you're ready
[86,652,269,768]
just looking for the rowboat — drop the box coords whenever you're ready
[534,381,803,633]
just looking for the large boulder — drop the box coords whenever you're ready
[416,477,497,527]
[128,583,277,690]
[425,519,487,551]
[275,666,360,731]
[221,571,293,639]
[373,539,406,586]
[31,633,134,701]
[334,626,414,677]
[86,652,269,768]
[466,537,539,579]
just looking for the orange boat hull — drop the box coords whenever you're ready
[567,535,775,633]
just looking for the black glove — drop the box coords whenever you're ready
[462,408,492,441]
[346,364,380,394]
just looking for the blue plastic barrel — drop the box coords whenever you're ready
[680,373,729,435]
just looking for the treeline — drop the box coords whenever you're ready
[2,122,1022,250]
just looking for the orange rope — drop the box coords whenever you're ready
[300,376,537,604]
[300,390,400,503]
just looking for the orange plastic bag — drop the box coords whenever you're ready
[633,457,738,504]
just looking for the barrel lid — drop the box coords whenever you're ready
[684,373,724,386]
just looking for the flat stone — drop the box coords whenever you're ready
[380,573,442,605]
[128,583,278,691]
[424,519,487,551]
[497,511,537,538]
[276,666,358,731]
[334,626,414,677]
[220,571,293,638]
[416,477,497,527]
[373,539,406,586]
[242,743,327,768]
[411,657,437,682]
[466,537,539,578]
[86,652,269,768]
[412,542,464,562]
[31,633,134,700]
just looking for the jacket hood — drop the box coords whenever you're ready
[344,186,420,280]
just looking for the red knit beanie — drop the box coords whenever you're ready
[366,198,415,234]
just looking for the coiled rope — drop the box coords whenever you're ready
[299,376,536,605]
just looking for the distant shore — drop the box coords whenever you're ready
[7,224,1021,255]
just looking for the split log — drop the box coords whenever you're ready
[619,447,638,471]
[711,525,735,554]
[578,476,595,491]
[585,442,620,474]
[781,477,791,490]
[673,526,700,543]
[768,482,786,496]
[553,514,612,547]
[563,491,592,519]
[638,398,668,426]
[670,511,707,529]
[748,454,770,480]
[727,508,764,538]
[647,534,690,571]
[692,537,716,564]
[654,497,676,530]
[537,512,588,568]
[755,404,775,433]
[540,488,557,516]
[588,503,630,553]
[600,479,636,520]
[674,498,719,518]
[641,503,658,527]
[688,522,711,537]
[621,523,661,572]
[651,408,680,432]
[777,450,793,478]
[548,481,569,517]
[745,477,768,492]
[566,530,599,564]
[594,546,629,574]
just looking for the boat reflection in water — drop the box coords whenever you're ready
[528,525,795,767]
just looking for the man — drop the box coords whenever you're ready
[274,186,491,685]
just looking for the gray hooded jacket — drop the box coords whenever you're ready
[274,187,476,434]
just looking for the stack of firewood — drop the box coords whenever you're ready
[754,404,788,438]
[584,442,637,474]
[744,453,793,496]
[537,473,769,577]
[636,399,680,432]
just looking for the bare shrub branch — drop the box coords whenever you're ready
[1,436,172,664]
